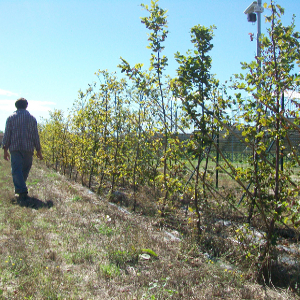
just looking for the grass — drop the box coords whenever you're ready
[0,158,299,299]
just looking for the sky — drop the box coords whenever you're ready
[1,0,299,131]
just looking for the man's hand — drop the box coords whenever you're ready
[36,150,43,160]
[3,149,10,161]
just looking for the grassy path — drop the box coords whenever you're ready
[0,159,297,299]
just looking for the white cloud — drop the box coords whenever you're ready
[27,100,56,112]
[0,100,56,131]
[0,99,55,112]
[0,99,16,111]
[0,89,19,97]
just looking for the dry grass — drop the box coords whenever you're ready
[0,158,299,299]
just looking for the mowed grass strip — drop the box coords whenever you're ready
[0,159,297,299]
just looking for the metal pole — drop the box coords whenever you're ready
[257,0,262,69]
[216,90,220,189]
[170,99,173,133]
[281,92,284,172]
[240,1,264,207]
[216,127,219,188]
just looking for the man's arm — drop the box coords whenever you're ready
[3,146,10,161]
[2,117,11,161]
[32,118,42,160]
[36,149,43,160]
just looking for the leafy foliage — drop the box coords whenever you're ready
[39,0,300,280]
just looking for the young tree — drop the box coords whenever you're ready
[174,24,218,236]
[232,1,300,269]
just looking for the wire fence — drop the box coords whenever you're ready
[177,125,300,163]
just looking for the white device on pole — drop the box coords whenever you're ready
[244,1,264,14]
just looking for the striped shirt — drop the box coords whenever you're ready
[2,109,41,153]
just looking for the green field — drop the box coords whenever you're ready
[0,158,299,299]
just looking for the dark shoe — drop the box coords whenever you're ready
[18,192,29,206]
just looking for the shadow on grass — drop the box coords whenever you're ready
[11,196,54,210]
[258,261,300,296]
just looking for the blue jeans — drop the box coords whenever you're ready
[10,151,33,194]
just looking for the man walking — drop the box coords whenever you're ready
[2,98,43,204]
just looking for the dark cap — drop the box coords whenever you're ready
[15,98,28,109]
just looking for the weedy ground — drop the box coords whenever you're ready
[0,158,299,299]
